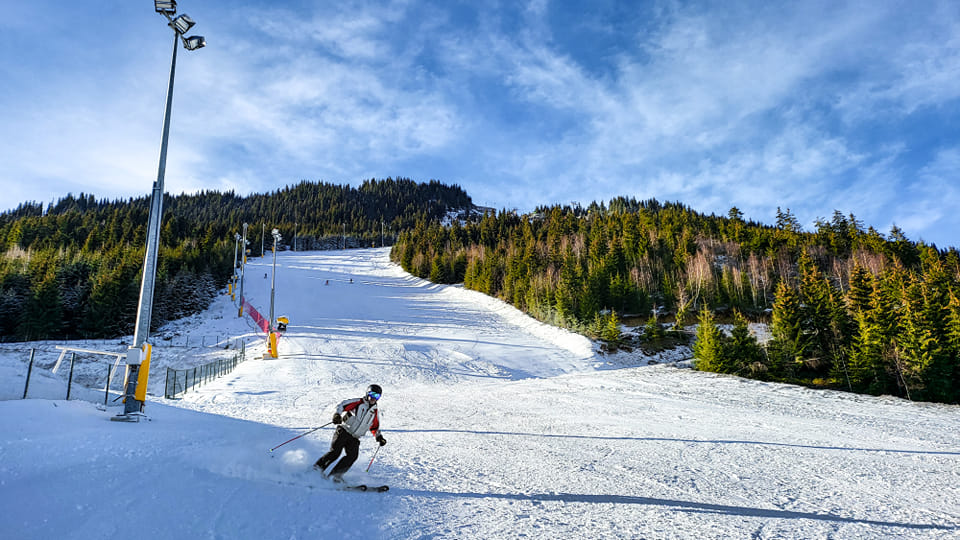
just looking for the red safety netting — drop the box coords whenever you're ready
[241,297,270,333]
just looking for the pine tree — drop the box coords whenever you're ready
[945,293,960,403]
[693,307,726,373]
[19,271,63,340]
[643,314,665,341]
[429,254,447,283]
[897,276,935,400]
[600,310,622,344]
[0,271,30,338]
[849,308,883,392]
[797,249,836,373]
[768,280,804,379]
[847,265,872,314]
[725,311,765,377]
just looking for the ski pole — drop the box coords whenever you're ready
[365,445,382,472]
[269,422,333,452]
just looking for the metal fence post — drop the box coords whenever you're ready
[22,349,36,399]
[66,353,76,400]
[105,363,113,405]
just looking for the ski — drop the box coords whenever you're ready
[314,470,389,492]
[276,479,389,492]
[340,484,389,492]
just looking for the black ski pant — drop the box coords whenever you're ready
[315,426,360,476]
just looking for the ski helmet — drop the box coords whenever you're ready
[366,384,383,400]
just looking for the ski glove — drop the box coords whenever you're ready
[332,413,342,424]
[376,434,386,446]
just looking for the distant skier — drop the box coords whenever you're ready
[314,384,387,481]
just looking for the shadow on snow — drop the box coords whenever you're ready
[392,429,960,456]
[392,488,957,531]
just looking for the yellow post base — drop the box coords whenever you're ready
[269,332,279,358]
[134,344,152,402]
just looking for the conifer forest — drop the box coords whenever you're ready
[2,177,958,403]
[392,198,960,404]
[0,178,468,342]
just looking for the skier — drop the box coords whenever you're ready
[314,384,387,481]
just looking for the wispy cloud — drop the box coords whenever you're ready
[2,0,959,247]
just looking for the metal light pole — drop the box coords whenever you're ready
[261,223,265,258]
[238,222,248,316]
[269,228,282,329]
[233,233,240,276]
[116,0,205,421]
[231,232,240,301]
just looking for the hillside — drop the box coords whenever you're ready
[2,249,958,539]
[393,200,960,403]
[0,178,473,342]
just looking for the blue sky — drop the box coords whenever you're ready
[2,1,959,248]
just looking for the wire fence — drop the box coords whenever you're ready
[17,348,123,405]
[159,336,248,349]
[2,335,247,349]
[164,343,247,399]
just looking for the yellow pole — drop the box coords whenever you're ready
[134,344,152,402]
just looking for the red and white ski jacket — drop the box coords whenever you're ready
[336,397,380,439]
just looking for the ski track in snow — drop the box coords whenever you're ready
[1,248,959,539]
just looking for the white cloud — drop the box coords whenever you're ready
[3,1,959,248]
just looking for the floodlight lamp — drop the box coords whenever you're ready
[155,1,177,15]
[171,14,196,34]
[272,228,280,235]
[183,35,206,50]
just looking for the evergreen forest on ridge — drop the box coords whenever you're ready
[0,178,469,342]
[392,198,960,404]
[2,178,958,404]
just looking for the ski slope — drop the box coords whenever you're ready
[1,248,958,539]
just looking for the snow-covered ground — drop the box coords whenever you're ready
[1,248,958,539]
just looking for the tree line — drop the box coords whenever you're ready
[0,178,472,341]
[391,198,960,404]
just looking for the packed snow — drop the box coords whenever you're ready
[1,248,958,539]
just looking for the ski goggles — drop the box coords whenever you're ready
[366,391,381,401]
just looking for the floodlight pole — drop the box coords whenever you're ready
[238,222,248,316]
[116,27,181,418]
[233,232,240,277]
[114,2,206,422]
[231,232,240,301]
[269,230,281,330]
[132,30,178,352]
